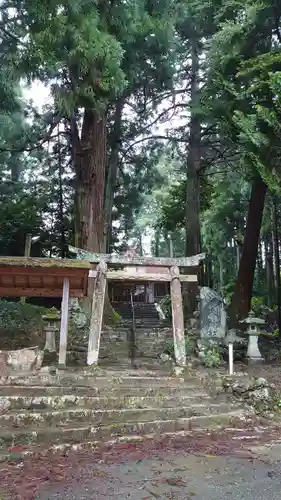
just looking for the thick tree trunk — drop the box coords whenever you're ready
[229,177,267,324]
[58,133,67,258]
[74,109,107,252]
[272,196,281,333]
[104,99,123,252]
[184,39,201,317]
[185,41,200,257]
[71,108,116,324]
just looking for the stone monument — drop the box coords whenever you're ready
[200,287,226,339]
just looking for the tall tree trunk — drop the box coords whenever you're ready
[184,38,201,317]
[154,229,160,257]
[10,152,21,182]
[229,177,267,324]
[218,256,224,294]
[185,40,201,257]
[256,241,263,292]
[235,244,241,273]
[272,195,281,333]
[73,109,107,252]
[71,109,116,324]
[104,99,123,252]
[266,234,275,308]
[58,132,67,258]
[206,254,213,289]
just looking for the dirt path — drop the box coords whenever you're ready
[36,453,281,500]
[1,426,281,499]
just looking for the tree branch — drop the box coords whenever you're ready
[121,135,189,160]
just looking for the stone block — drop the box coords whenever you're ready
[0,346,44,372]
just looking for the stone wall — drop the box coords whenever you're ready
[99,326,172,361]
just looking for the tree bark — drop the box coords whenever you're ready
[154,229,160,257]
[229,176,267,324]
[265,234,274,308]
[71,108,116,324]
[104,99,123,252]
[184,38,201,318]
[72,109,107,253]
[272,195,281,333]
[57,132,67,258]
[185,40,201,258]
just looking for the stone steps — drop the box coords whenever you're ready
[0,421,270,464]
[0,394,212,410]
[0,403,238,428]
[0,410,246,452]
[0,374,191,389]
[0,384,208,398]
[0,369,251,461]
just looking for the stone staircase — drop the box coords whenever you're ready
[97,302,172,362]
[0,368,252,461]
[112,302,171,328]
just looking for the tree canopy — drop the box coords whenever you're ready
[0,0,281,322]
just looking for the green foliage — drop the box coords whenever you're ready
[251,296,265,316]
[163,337,196,358]
[159,294,172,319]
[0,182,43,256]
[0,300,46,350]
[0,300,45,334]
[199,344,221,368]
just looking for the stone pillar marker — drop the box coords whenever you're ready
[87,260,107,365]
[58,277,70,369]
[42,307,60,353]
[240,310,265,361]
[170,265,186,366]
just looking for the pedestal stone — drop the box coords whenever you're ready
[247,333,263,361]
[240,310,265,362]
[42,308,60,354]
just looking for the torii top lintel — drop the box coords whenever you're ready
[69,246,205,268]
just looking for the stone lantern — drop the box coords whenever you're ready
[42,307,60,353]
[240,310,265,361]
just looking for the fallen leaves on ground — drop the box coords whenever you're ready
[0,426,280,500]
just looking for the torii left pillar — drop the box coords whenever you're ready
[87,260,107,365]
[58,277,70,369]
[170,265,186,366]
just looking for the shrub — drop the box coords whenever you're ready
[159,295,172,319]
[163,336,196,359]
[0,300,46,349]
[203,346,221,368]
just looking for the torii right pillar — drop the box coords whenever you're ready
[170,265,186,366]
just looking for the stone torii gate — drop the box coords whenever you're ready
[70,246,205,367]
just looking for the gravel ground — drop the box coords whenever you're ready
[36,453,281,500]
[1,428,281,500]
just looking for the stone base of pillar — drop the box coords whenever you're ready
[247,334,263,361]
[44,329,56,353]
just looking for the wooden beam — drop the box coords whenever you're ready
[0,266,89,276]
[88,270,198,282]
[170,266,186,367]
[0,287,84,298]
[87,260,107,366]
[58,278,70,369]
[0,257,91,270]
[70,245,205,267]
